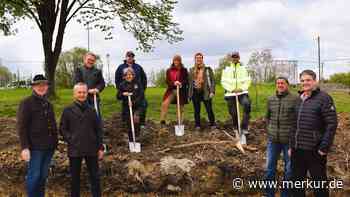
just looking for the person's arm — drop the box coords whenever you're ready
[139,65,148,90]
[266,98,271,126]
[115,66,123,89]
[182,68,189,87]
[59,109,71,143]
[116,82,127,101]
[73,67,84,85]
[318,95,338,153]
[96,70,105,93]
[17,100,30,150]
[208,67,216,94]
[165,69,175,88]
[94,112,104,151]
[289,101,298,151]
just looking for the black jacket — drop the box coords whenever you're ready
[115,62,147,91]
[59,101,103,157]
[289,88,338,153]
[74,66,105,93]
[117,80,144,108]
[17,94,58,150]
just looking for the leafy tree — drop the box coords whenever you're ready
[329,72,350,87]
[247,49,274,82]
[153,68,167,88]
[0,64,13,87]
[214,54,232,84]
[0,0,183,97]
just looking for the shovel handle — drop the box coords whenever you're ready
[93,94,99,117]
[176,85,181,125]
[235,94,241,136]
[128,95,136,143]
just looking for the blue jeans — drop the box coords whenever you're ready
[26,149,54,197]
[265,139,291,197]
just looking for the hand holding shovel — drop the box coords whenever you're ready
[127,93,141,152]
[175,84,184,136]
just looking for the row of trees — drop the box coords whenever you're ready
[0,64,13,87]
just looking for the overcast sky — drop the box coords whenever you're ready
[1,0,350,81]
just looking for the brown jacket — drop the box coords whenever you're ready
[59,101,103,157]
[17,94,58,150]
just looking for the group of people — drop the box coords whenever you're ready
[16,50,337,197]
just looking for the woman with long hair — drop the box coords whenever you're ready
[188,53,216,130]
[160,55,189,125]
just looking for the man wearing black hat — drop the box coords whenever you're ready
[115,51,148,128]
[17,74,58,197]
[73,52,105,118]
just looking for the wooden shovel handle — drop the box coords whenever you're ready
[176,85,181,125]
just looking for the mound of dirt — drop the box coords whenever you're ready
[0,113,349,196]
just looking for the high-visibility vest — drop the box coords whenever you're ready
[221,62,251,96]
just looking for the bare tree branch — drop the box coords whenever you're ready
[66,0,90,23]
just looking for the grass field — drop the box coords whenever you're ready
[0,84,349,121]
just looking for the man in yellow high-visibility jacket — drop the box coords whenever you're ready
[221,51,252,137]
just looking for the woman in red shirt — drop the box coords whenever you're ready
[160,55,189,125]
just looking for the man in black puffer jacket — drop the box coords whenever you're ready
[289,70,338,197]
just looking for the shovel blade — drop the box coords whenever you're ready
[240,134,247,145]
[175,125,185,136]
[129,142,141,153]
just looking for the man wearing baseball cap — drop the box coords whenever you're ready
[17,74,58,197]
[115,51,148,128]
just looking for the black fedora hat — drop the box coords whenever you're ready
[31,74,49,85]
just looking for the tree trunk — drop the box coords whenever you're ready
[38,0,69,98]
[45,54,58,98]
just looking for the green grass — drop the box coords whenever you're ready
[1,84,350,122]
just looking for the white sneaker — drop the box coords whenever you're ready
[243,129,249,135]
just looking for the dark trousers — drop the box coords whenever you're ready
[225,94,251,130]
[122,104,140,142]
[26,150,54,197]
[291,149,329,197]
[139,98,148,125]
[69,156,101,197]
[192,89,215,127]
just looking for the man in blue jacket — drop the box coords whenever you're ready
[115,51,148,127]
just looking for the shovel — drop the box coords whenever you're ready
[128,94,141,152]
[93,93,108,153]
[175,85,184,136]
[93,93,99,117]
[235,93,247,145]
